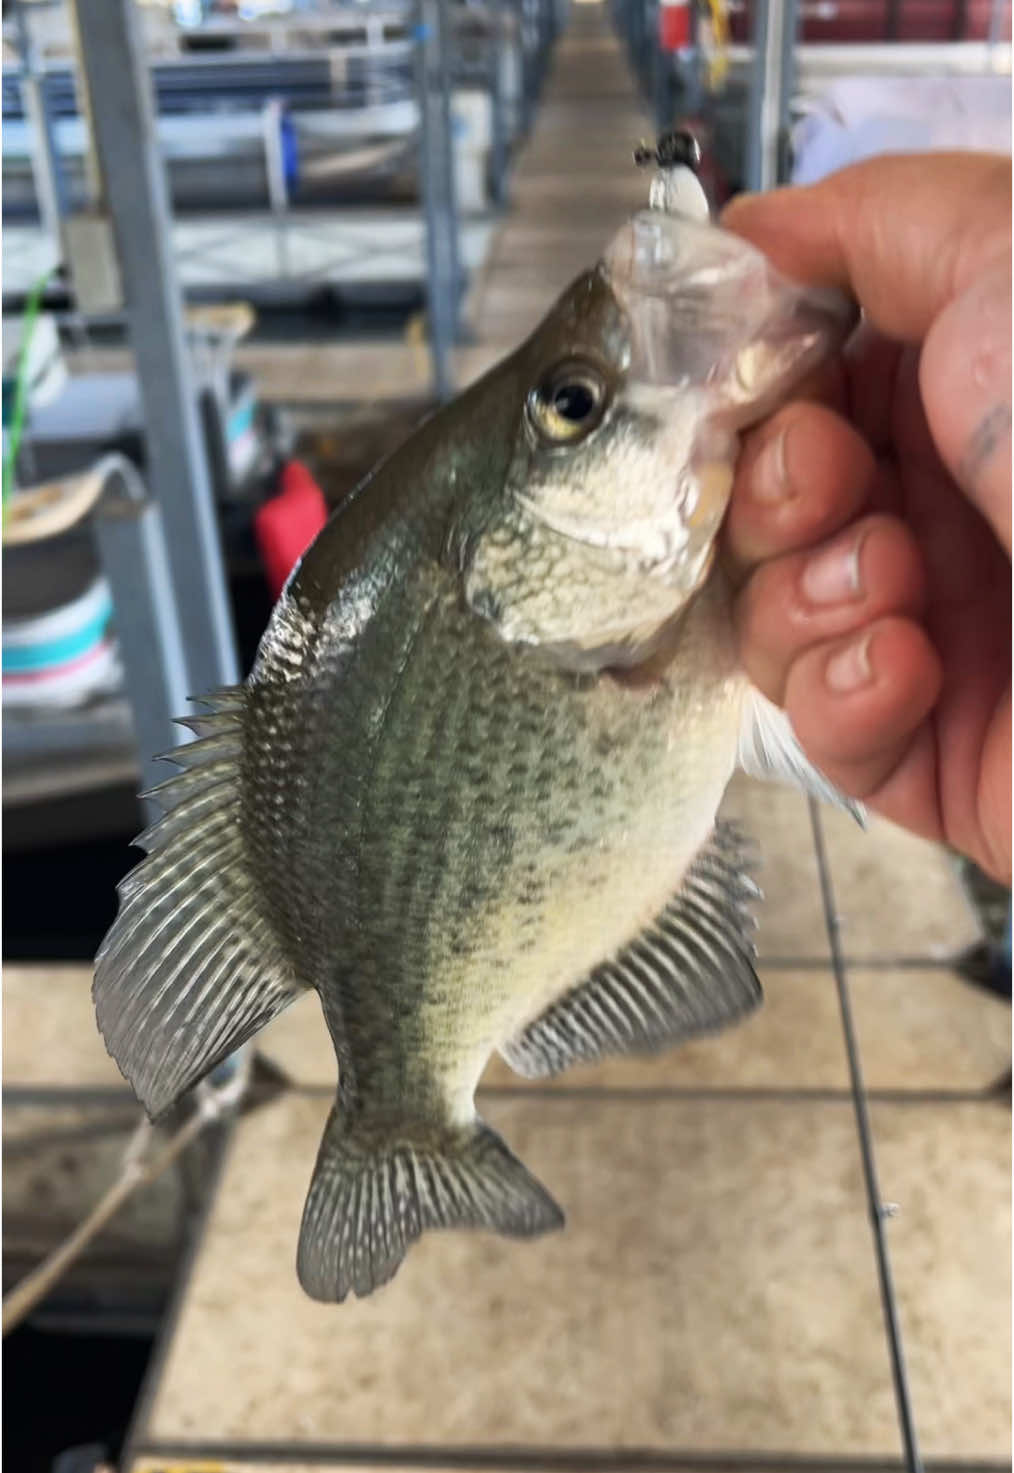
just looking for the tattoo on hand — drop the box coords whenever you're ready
[959,402,1012,493]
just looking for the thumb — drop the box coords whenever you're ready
[722,152,1011,551]
[721,152,1010,344]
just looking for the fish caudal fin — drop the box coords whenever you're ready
[93,691,303,1119]
[297,1107,565,1302]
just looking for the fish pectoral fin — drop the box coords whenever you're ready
[93,689,304,1120]
[499,822,763,1080]
[738,685,866,824]
[297,1107,564,1303]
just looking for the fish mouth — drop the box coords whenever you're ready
[722,293,858,429]
[601,209,858,422]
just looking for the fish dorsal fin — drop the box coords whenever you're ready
[739,685,866,823]
[499,823,762,1080]
[93,691,304,1119]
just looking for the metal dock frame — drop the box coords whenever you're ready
[71,0,240,699]
[415,0,463,401]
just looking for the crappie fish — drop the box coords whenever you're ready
[94,208,856,1304]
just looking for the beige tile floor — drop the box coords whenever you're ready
[3,963,125,1090]
[819,800,986,962]
[133,1091,1009,1461]
[872,1097,1012,1458]
[720,774,984,964]
[147,1092,900,1453]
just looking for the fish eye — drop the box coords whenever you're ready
[527,359,608,445]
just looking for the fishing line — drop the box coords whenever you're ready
[808,797,923,1472]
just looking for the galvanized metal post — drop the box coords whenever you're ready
[12,0,67,243]
[91,457,194,809]
[415,0,461,402]
[71,0,239,695]
[746,0,799,191]
[489,0,509,205]
[262,97,292,278]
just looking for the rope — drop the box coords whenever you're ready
[1,1061,249,1337]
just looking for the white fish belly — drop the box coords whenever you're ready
[433,664,746,1116]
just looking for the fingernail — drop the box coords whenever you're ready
[802,530,865,605]
[752,426,792,503]
[826,633,874,693]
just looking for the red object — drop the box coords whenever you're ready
[659,0,693,51]
[255,460,329,600]
[728,0,1010,43]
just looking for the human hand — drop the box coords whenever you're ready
[721,152,1011,883]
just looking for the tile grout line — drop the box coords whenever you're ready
[125,1438,1011,1472]
[118,1113,239,1473]
[809,798,924,1473]
[5,1081,1006,1108]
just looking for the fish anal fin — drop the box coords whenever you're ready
[500,821,763,1080]
[297,1108,564,1303]
[93,688,304,1120]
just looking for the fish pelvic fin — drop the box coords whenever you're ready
[738,685,866,825]
[297,1106,565,1303]
[93,689,303,1119]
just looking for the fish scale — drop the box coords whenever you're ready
[93,209,858,1302]
[318,574,740,1129]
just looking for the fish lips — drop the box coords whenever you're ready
[602,209,858,425]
